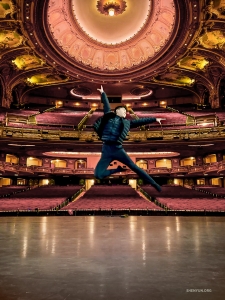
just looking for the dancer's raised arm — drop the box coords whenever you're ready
[97,85,104,94]
[130,117,166,128]
[97,85,111,114]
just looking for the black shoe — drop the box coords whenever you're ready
[152,183,161,192]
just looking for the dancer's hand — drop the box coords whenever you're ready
[97,85,104,94]
[156,118,166,124]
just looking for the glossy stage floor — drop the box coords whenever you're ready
[0,216,225,300]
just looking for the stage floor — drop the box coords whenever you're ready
[0,216,225,300]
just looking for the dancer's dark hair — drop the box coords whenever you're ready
[114,105,127,113]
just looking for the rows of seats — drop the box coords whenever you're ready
[36,112,87,125]
[5,111,88,127]
[62,185,162,210]
[6,123,75,131]
[142,185,225,211]
[157,197,225,211]
[0,185,82,211]
[3,108,220,131]
[141,185,214,198]
[7,109,38,116]
[195,186,225,196]
[0,186,29,197]
[0,198,64,211]
[9,185,81,198]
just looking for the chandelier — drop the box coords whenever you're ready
[96,0,127,17]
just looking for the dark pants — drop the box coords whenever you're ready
[94,144,158,186]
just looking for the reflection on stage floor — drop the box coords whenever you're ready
[0,216,225,300]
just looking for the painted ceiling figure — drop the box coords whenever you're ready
[94,86,165,192]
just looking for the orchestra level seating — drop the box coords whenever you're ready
[0,185,82,211]
[141,185,225,211]
[62,185,162,211]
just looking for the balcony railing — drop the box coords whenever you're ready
[0,161,224,176]
[1,123,225,142]
[188,166,206,174]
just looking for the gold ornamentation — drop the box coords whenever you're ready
[96,0,127,16]
[177,55,209,71]
[26,73,68,86]
[199,30,225,49]
[0,30,24,49]
[0,0,15,18]
[12,55,45,70]
[205,0,225,19]
[153,73,195,86]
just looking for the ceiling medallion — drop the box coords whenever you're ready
[96,0,127,16]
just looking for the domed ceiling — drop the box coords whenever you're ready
[1,0,225,110]
[47,0,175,72]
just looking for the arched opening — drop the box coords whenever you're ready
[197,178,205,186]
[203,89,210,106]
[136,159,148,170]
[51,159,67,168]
[204,154,217,164]
[75,159,87,169]
[174,178,183,186]
[5,154,19,164]
[39,179,55,186]
[0,178,12,187]
[28,179,39,186]
[27,157,42,167]
[156,159,172,168]
[210,178,222,187]
[17,178,27,185]
[180,157,196,166]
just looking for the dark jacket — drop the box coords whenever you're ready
[94,92,156,144]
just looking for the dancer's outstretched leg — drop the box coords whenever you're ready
[115,148,161,192]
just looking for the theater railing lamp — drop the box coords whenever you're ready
[97,0,127,16]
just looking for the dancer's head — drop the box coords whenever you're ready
[115,106,127,118]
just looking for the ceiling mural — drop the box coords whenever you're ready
[198,30,225,50]
[0,30,24,49]
[153,73,195,87]
[26,74,69,86]
[12,55,45,70]
[47,0,176,71]
[0,0,15,18]
[177,56,209,71]
[206,0,225,19]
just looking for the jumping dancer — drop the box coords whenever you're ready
[94,86,165,192]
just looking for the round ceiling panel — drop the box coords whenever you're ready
[47,0,176,72]
[71,0,151,45]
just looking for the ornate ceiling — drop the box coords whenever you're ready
[47,0,175,72]
[0,0,225,109]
